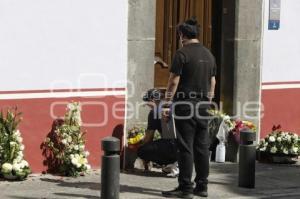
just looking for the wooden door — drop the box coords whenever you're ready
[154,0,212,87]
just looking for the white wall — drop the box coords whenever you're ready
[262,0,300,83]
[0,0,127,91]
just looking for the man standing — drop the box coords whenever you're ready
[162,17,216,199]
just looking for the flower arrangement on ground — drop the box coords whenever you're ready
[257,125,299,157]
[208,110,256,162]
[44,102,90,176]
[208,110,256,142]
[231,120,256,143]
[0,108,30,180]
[127,126,145,151]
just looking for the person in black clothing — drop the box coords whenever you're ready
[137,89,178,175]
[162,17,216,199]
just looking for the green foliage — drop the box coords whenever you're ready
[0,108,31,180]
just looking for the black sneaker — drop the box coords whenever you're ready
[193,185,208,197]
[162,187,194,199]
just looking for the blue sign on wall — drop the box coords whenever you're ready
[268,0,281,30]
[268,20,280,30]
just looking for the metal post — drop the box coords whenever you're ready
[101,137,120,199]
[238,130,256,188]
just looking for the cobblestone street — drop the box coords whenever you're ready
[1,162,300,199]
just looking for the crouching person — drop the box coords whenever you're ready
[137,88,178,177]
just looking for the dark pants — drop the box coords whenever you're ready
[137,139,177,165]
[174,104,210,193]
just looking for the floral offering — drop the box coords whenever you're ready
[208,110,235,131]
[44,102,90,176]
[127,127,145,145]
[232,120,256,135]
[0,108,31,180]
[230,120,256,143]
[257,125,299,156]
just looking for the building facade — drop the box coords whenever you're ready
[0,0,299,172]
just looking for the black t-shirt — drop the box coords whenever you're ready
[147,110,162,133]
[170,43,216,101]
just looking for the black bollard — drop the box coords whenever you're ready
[101,137,120,199]
[238,130,256,188]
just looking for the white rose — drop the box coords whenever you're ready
[269,136,275,142]
[2,163,13,173]
[84,151,90,157]
[76,163,81,168]
[70,154,75,159]
[12,163,21,172]
[10,141,17,146]
[276,137,282,142]
[20,160,29,168]
[71,158,78,166]
[82,158,88,164]
[15,155,23,163]
[14,130,21,136]
[292,147,298,154]
[283,148,289,155]
[74,145,79,150]
[270,146,277,154]
[67,136,72,143]
[17,137,23,143]
[61,139,67,145]
[20,144,25,150]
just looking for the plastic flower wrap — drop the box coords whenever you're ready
[127,127,145,145]
[43,102,90,176]
[208,110,235,130]
[0,108,31,180]
[257,125,300,156]
[208,110,234,143]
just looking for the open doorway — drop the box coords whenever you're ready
[153,0,235,114]
[154,0,212,86]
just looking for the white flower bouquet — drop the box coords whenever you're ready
[0,108,31,180]
[257,125,300,158]
[43,102,90,176]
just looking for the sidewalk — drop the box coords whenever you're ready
[0,162,300,199]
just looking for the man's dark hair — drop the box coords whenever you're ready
[176,17,200,39]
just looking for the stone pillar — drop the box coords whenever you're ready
[127,0,156,128]
[234,0,263,139]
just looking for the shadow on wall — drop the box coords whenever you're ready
[40,119,65,174]
[112,124,124,169]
